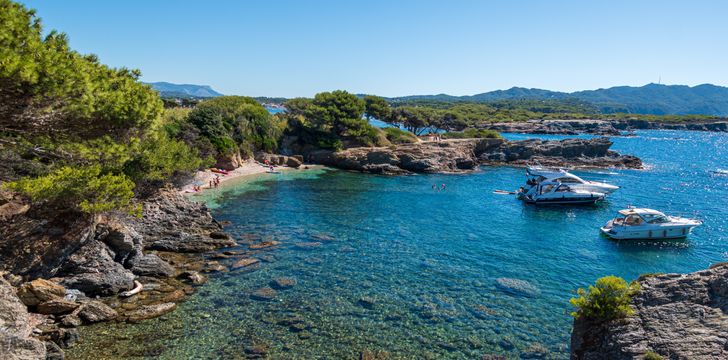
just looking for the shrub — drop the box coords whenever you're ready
[382,127,418,144]
[644,351,664,360]
[570,275,639,321]
[124,133,206,185]
[442,128,502,139]
[4,165,137,215]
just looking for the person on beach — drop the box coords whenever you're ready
[209,180,213,188]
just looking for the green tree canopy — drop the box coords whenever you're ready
[364,95,392,121]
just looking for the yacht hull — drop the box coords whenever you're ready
[600,225,697,240]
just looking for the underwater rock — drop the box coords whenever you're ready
[311,233,335,242]
[249,241,280,250]
[271,277,297,290]
[126,302,176,323]
[360,349,391,360]
[177,271,207,285]
[244,343,268,358]
[294,242,322,250]
[250,287,277,301]
[231,258,259,269]
[358,296,377,309]
[495,278,541,298]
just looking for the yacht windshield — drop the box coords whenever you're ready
[554,177,582,184]
[643,214,670,224]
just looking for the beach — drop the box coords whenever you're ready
[179,160,310,194]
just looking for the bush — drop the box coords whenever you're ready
[382,127,418,144]
[644,351,664,360]
[3,165,137,215]
[570,276,639,321]
[124,133,206,185]
[442,128,502,139]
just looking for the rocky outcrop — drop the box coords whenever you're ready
[480,119,728,135]
[0,277,47,360]
[571,263,728,359]
[308,137,641,175]
[254,152,303,168]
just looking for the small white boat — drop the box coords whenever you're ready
[526,166,619,194]
[518,181,606,205]
[600,208,702,240]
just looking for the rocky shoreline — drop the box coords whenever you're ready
[307,137,642,175]
[0,188,238,359]
[478,119,728,136]
[570,263,728,359]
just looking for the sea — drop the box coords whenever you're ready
[68,130,728,359]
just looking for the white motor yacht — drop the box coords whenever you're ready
[526,166,619,194]
[518,181,606,205]
[600,208,702,240]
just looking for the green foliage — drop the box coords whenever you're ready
[364,95,392,121]
[442,128,502,139]
[643,351,664,360]
[570,276,640,321]
[124,133,206,185]
[187,96,282,156]
[382,127,418,144]
[0,0,162,138]
[4,165,137,215]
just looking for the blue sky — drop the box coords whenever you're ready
[19,0,728,97]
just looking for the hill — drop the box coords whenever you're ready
[146,82,223,98]
[390,84,728,116]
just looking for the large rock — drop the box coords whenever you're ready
[16,279,66,307]
[126,253,175,278]
[0,277,47,359]
[57,240,135,296]
[124,189,234,253]
[308,137,641,175]
[77,300,118,323]
[571,264,728,359]
[36,299,79,315]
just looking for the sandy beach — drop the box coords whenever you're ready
[179,160,302,194]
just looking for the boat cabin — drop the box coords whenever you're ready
[611,208,670,226]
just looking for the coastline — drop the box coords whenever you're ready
[179,160,322,194]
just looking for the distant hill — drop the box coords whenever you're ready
[146,82,223,98]
[391,84,728,116]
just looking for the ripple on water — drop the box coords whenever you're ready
[68,130,728,359]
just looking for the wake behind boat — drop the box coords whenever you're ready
[600,208,702,240]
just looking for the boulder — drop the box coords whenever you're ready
[286,156,302,168]
[16,279,66,306]
[0,277,47,359]
[495,278,540,298]
[127,253,175,278]
[250,287,277,301]
[270,277,297,290]
[571,264,728,359]
[36,299,79,315]
[232,258,259,269]
[177,271,207,285]
[58,240,135,296]
[77,300,118,323]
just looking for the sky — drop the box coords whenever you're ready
[19,0,728,98]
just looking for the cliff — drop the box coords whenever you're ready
[307,137,641,175]
[571,263,728,359]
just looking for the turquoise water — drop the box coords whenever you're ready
[73,130,727,359]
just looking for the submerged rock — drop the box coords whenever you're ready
[126,302,177,323]
[271,277,297,290]
[77,301,118,323]
[495,278,540,298]
[294,242,322,250]
[250,287,277,301]
[232,258,259,269]
[177,271,207,285]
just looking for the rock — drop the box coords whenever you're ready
[244,344,268,358]
[249,241,279,250]
[127,253,175,278]
[58,240,135,297]
[0,277,47,359]
[311,233,335,242]
[294,242,322,250]
[45,341,65,360]
[126,302,177,323]
[36,299,79,315]
[571,264,728,359]
[161,289,186,303]
[47,327,79,348]
[360,350,390,360]
[250,287,277,301]
[60,313,82,327]
[358,296,377,309]
[177,271,207,285]
[77,300,117,323]
[286,156,302,168]
[495,278,540,297]
[17,279,66,306]
[271,277,297,290]
[145,233,235,253]
[308,137,641,175]
[232,258,259,269]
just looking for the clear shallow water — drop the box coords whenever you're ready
[70,130,727,359]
